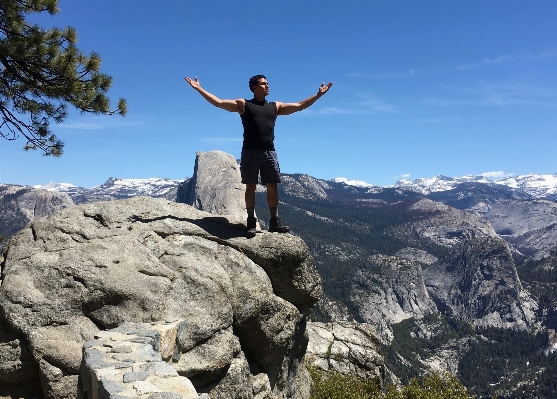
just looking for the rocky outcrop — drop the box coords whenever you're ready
[305,322,384,382]
[469,199,557,257]
[543,329,557,355]
[418,336,477,376]
[397,199,497,247]
[179,151,247,221]
[0,184,74,245]
[0,196,322,398]
[350,255,438,343]
[0,315,39,386]
[394,247,438,265]
[423,237,537,330]
[280,175,331,200]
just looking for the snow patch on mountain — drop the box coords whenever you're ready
[391,173,557,198]
[494,173,557,198]
[28,172,557,200]
[394,175,493,195]
[89,177,182,197]
[333,177,376,188]
[33,182,85,192]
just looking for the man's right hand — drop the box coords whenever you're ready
[184,76,201,90]
[183,76,244,114]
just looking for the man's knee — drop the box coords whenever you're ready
[245,183,257,194]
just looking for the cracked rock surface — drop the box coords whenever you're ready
[305,322,385,383]
[0,197,322,399]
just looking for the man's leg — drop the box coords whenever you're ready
[266,183,279,218]
[244,183,257,237]
[241,148,261,237]
[245,183,257,217]
[265,183,289,233]
[260,151,289,233]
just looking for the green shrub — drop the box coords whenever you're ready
[385,372,475,399]
[309,367,382,399]
[309,368,475,399]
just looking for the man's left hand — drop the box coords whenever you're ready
[318,82,333,96]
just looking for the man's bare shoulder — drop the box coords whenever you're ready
[235,99,246,114]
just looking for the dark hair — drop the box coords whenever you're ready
[249,75,266,92]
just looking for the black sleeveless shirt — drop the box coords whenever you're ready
[240,99,277,150]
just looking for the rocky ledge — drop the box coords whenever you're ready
[0,197,322,399]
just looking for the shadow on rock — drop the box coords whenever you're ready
[128,214,248,240]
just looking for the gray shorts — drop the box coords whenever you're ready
[240,149,281,185]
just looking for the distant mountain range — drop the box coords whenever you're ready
[393,173,557,199]
[336,173,557,200]
[33,177,183,204]
[33,172,557,201]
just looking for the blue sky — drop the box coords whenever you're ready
[1,0,556,188]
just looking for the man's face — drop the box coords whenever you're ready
[252,78,269,98]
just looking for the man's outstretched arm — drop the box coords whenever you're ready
[276,82,333,116]
[184,76,244,113]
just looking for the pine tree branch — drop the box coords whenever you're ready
[0,0,126,155]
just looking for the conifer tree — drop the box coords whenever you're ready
[0,0,127,156]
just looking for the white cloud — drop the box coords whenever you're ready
[347,69,417,79]
[536,49,557,58]
[454,63,480,71]
[434,55,511,72]
[478,84,555,106]
[356,93,400,113]
[479,171,514,179]
[420,98,469,107]
[200,137,242,143]
[401,173,411,178]
[361,99,400,113]
[58,118,145,130]
[58,122,104,130]
[411,117,459,123]
[317,107,362,115]
[422,83,557,108]
[316,94,400,115]
[484,55,511,64]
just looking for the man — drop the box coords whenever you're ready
[184,74,333,237]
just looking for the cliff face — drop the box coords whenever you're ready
[423,237,537,330]
[0,184,74,245]
[350,255,438,343]
[0,197,322,398]
[178,151,245,218]
[395,198,498,248]
[340,239,537,345]
[469,199,557,257]
[177,150,262,232]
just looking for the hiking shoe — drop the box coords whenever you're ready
[268,217,289,233]
[246,216,257,237]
